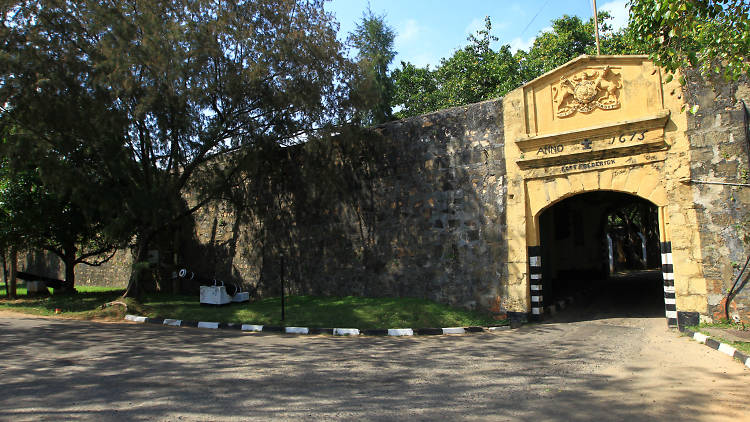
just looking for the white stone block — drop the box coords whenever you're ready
[163,319,181,326]
[232,292,250,302]
[197,322,219,329]
[693,332,708,344]
[442,327,465,334]
[125,315,147,323]
[718,343,737,357]
[333,328,360,336]
[387,328,413,336]
[241,324,263,332]
[285,327,309,334]
[488,326,509,332]
[200,285,232,305]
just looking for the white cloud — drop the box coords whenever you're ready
[508,26,551,53]
[408,52,441,68]
[465,17,485,36]
[396,19,421,44]
[599,0,630,31]
[510,36,536,53]
[511,3,526,17]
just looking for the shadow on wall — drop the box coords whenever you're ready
[173,99,509,311]
[21,250,64,280]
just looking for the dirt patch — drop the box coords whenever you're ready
[0,309,52,319]
[702,327,750,343]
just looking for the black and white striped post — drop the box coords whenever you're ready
[660,241,677,327]
[529,245,543,320]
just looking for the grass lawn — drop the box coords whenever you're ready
[0,284,506,329]
[0,284,125,318]
[141,294,505,329]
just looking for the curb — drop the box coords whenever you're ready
[124,314,509,337]
[681,327,750,369]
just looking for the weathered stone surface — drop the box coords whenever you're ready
[685,68,750,323]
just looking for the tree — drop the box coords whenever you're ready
[516,12,635,83]
[0,159,116,294]
[393,17,522,118]
[628,0,750,81]
[0,0,352,297]
[435,17,522,108]
[347,7,396,125]
[391,62,441,118]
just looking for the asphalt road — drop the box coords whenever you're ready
[1,287,749,421]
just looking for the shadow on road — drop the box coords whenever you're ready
[0,310,744,421]
[540,270,666,325]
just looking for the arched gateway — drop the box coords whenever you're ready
[502,56,703,327]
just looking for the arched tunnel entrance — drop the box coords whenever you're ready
[537,191,664,319]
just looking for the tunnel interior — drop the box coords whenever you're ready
[538,191,664,317]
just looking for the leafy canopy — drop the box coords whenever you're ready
[0,0,354,296]
[347,7,397,125]
[628,0,750,81]
[392,14,628,119]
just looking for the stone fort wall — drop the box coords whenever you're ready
[17,59,750,324]
[685,71,750,322]
[22,99,511,314]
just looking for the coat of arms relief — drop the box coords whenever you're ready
[552,66,622,118]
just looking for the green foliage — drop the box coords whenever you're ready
[0,159,115,288]
[393,13,634,118]
[517,12,638,82]
[393,17,522,118]
[391,62,441,117]
[628,0,750,81]
[0,0,354,297]
[435,17,522,109]
[348,7,396,125]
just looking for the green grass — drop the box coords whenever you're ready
[0,284,125,318]
[141,293,504,329]
[0,284,507,329]
[686,322,750,355]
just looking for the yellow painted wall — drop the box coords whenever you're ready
[502,55,707,315]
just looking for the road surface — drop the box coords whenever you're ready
[1,291,748,421]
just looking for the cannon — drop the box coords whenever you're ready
[175,269,249,305]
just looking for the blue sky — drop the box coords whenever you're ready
[325,0,630,68]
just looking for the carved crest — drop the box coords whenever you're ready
[552,66,622,118]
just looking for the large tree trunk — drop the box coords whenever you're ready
[1,250,8,298]
[9,248,17,299]
[58,254,77,295]
[123,234,151,299]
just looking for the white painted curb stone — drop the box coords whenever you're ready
[442,327,465,334]
[125,315,147,323]
[241,324,263,332]
[718,343,737,357]
[197,322,219,329]
[488,326,509,332]
[285,327,309,334]
[163,319,181,326]
[693,332,709,344]
[333,328,360,336]
[388,328,413,336]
